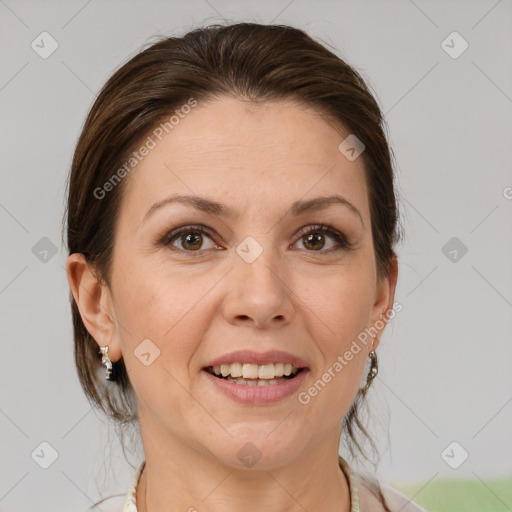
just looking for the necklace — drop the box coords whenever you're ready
[134,457,358,512]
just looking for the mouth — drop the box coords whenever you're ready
[203,363,306,387]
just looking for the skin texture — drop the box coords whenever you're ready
[67,96,398,512]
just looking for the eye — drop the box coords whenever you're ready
[160,223,352,256]
[293,224,351,252]
[161,225,219,255]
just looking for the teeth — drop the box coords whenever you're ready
[230,363,243,378]
[258,364,274,379]
[209,362,300,379]
[228,376,285,386]
[242,363,259,379]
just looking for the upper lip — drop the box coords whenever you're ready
[204,350,309,369]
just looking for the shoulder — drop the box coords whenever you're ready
[381,483,428,512]
[356,474,428,512]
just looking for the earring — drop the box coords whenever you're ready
[99,346,114,381]
[362,350,378,396]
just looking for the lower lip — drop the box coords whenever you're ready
[202,369,309,405]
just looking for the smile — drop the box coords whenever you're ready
[203,362,306,397]
[206,362,301,383]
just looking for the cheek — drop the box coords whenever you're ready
[300,267,374,404]
[113,255,218,383]
[113,251,204,335]
[302,266,376,340]
[114,268,207,421]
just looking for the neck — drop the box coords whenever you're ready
[135,413,351,512]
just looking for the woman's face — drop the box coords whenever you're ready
[98,96,396,469]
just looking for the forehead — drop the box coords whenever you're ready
[120,96,369,224]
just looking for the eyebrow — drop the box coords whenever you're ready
[143,193,364,228]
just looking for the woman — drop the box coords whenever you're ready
[64,22,426,512]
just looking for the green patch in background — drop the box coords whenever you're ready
[393,477,512,512]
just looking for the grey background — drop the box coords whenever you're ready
[1,0,511,511]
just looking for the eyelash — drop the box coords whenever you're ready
[159,223,352,256]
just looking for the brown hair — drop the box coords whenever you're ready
[63,22,402,510]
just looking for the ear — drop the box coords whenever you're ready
[66,253,122,362]
[368,255,399,352]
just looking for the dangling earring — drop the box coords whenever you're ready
[362,348,378,397]
[99,345,114,381]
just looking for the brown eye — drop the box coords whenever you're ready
[302,232,327,251]
[162,225,218,254]
[295,224,350,252]
[179,232,203,250]
[160,223,351,256]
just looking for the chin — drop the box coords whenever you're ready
[202,431,306,471]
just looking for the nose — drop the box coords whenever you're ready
[221,248,295,330]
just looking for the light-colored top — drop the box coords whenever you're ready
[97,457,427,512]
